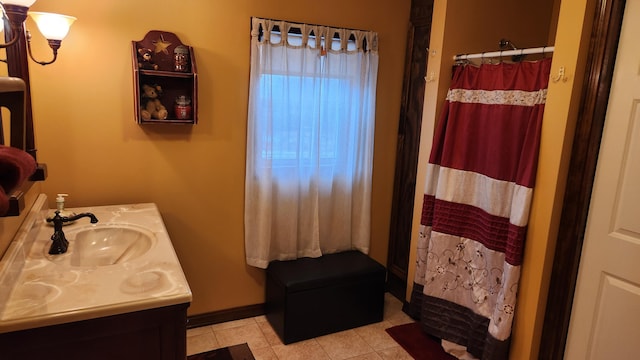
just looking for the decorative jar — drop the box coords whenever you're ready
[173,45,189,72]
[174,96,192,119]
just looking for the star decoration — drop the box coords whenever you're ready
[152,35,172,55]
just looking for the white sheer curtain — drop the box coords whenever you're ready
[245,17,379,268]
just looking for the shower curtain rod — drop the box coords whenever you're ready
[454,46,554,61]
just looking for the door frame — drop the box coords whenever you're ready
[539,0,626,358]
[386,0,434,301]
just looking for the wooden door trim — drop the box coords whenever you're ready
[539,0,626,358]
[386,0,434,300]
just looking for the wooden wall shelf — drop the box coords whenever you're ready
[132,30,198,125]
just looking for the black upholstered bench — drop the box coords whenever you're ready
[265,250,386,344]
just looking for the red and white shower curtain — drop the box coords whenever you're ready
[410,58,552,359]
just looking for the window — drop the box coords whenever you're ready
[244,17,379,269]
[258,74,350,167]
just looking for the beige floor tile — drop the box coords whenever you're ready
[253,314,268,323]
[316,329,375,360]
[345,352,383,360]
[186,293,417,359]
[386,311,415,326]
[383,293,404,317]
[354,321,399,351]
[186,331,219,356]
[187,325,214,337]
[383,294,416,326]
[256,317,283,346]
[376,346,414,360]
[271,339,331,360]
[214,322,270,352]
[251,345,279,360]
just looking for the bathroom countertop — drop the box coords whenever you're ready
[0,195,192,334]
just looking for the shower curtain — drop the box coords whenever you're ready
[410,58,552,360]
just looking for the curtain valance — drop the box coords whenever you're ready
[251,17,378,53]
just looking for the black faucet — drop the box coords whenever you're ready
[46,211,99,255]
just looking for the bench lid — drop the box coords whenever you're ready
[267,250,386,291]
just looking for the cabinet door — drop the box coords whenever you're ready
[0,304,189,360]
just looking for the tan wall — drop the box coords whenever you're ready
[408,0,597,358]
[513,0,597,357]
[16,0,411,315]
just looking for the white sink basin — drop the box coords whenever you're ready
[45,224,155,267]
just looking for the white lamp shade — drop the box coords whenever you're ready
[29,11,76,40]
[2,0,37,7]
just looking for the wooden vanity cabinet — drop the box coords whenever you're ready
[0,303,189,360]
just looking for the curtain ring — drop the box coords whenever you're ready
[542,46,546,58]
[499,50,503,63]
[481,52,486,64]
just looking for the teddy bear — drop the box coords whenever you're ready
[137,47,159,70]
[140,84,168,120]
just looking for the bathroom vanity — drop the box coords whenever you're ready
[0,195,192,360]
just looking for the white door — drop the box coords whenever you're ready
[564,0,640,359]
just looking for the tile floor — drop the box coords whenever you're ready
[186,292,416,360]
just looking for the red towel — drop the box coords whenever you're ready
[0,145,37,215]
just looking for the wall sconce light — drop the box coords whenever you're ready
[0,0,76,168]
[1,1,76,65]
[26,11,75,65]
